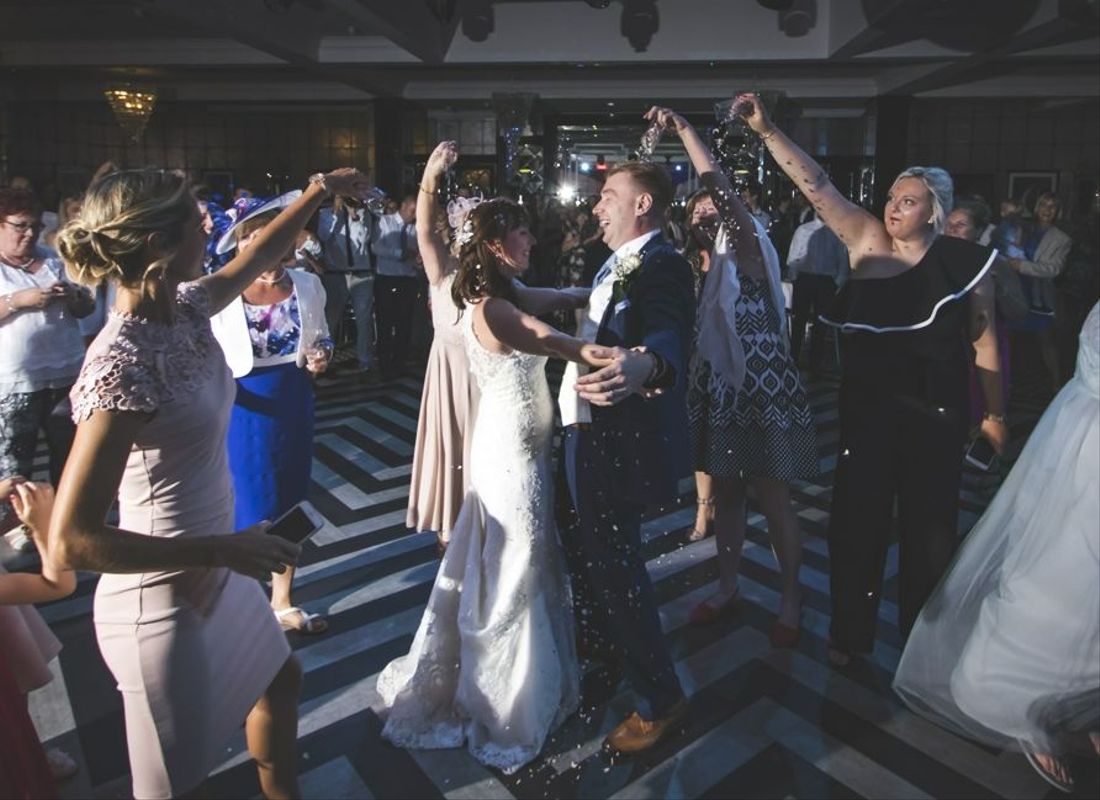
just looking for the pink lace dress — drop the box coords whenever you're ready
[70,282,290,800]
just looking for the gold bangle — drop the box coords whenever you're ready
[759,127,777,141]
[419,184,436,196]
[983,412,1007,425]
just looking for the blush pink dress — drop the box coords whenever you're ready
[406,273,480,542]
[70,282,290,800]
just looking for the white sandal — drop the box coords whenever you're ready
[1018,739,1074,794]
[275,606,328,635]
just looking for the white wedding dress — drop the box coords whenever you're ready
[894,302,1100,752]
[377,305,580,774]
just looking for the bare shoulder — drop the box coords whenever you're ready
[473,297,516,354]
[847,228,897,272]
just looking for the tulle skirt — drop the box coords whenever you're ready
[893,373,1100,752]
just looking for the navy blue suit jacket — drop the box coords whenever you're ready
[590,232,696,505]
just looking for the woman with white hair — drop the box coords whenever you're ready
[734,94,1007,666]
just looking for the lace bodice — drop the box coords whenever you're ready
[70,282,218,422]
[461,304,547,396]
[1076,302,1099,398]
[460,304,552,460]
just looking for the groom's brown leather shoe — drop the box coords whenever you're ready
[603,700,688,755]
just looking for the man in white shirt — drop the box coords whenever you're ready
[787,213,849,372]
[373,193,421,378]
[317,197,377,375]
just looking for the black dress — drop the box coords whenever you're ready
[820,235,996,653]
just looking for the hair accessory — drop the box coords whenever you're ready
[455,217,476,247]
[447,194,483,245]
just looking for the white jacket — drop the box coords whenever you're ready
[211,269,330,378]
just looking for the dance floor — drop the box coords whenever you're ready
[12,349,1088,799]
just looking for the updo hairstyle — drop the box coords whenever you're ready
[450,198,528,310]
[55,168,194,287]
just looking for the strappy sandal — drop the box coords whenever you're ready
[1018,740,1074,794]
[689,497,715,542]
[275,606,328,635]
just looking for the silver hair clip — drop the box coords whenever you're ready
[456,217,476,247]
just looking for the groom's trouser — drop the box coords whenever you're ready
[561,425,684,719]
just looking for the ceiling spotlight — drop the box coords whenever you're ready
[621,0,659,52]
[779,0,816,36]
[461,0,494,42]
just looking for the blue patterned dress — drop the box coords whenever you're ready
[227,290,318,528]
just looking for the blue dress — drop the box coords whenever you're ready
[226,291,317,528]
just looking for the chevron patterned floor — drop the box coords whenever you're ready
[12,344,1091,799]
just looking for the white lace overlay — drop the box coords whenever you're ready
[70,282,218,422]
[377,304,579,774]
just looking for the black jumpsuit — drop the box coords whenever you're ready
[821,235,996,653]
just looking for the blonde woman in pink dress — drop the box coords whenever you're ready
[51,166,371,799]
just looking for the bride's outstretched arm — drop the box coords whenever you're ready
[479,297,612,368]
[514,283,591,315]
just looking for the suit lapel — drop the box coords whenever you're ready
[596,231,666,342]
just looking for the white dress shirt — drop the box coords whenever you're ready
[317,206,374,272]
[557,229,659,426]
[374,213,420,278]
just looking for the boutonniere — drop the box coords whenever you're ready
[610,252,643,305]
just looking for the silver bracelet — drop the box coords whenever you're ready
[2,293,15,316]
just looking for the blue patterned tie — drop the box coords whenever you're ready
[594,254,617,287]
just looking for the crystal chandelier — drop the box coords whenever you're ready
[104,86,158,143]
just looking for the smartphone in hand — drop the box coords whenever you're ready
[964,436,998,471]
[267,501,325,544]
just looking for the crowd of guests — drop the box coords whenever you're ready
[0,91,1097,797]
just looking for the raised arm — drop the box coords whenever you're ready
[644,105,763,273]
[50,407,299,579]
[478,297,612,367]
[733,93,881,254]
[200,168,372,314]
[418,141,459,286]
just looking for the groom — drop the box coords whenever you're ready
[558,161,696,755]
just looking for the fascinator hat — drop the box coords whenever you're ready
[214,190,303,255]
[447,194,484,247]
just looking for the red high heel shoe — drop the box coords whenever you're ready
[770,601,803,648]
[688,589,741,625]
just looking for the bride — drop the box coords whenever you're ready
[894,302,1099,793]
[377,198,613,773]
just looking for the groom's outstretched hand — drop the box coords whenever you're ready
[575,346,657,406]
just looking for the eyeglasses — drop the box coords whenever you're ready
[1,219,43,236]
